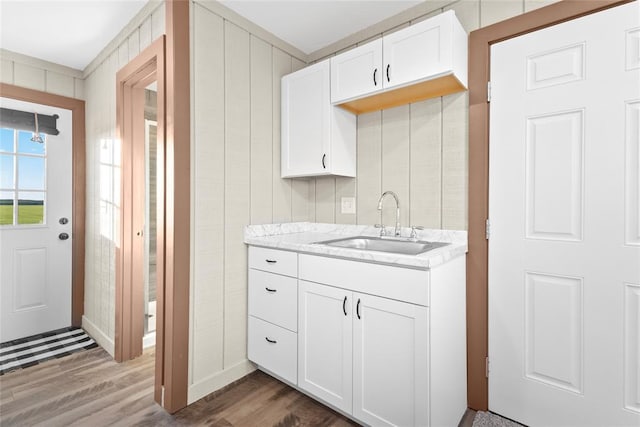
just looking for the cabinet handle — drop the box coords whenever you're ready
[373,68,377,86]
[356,298,361,319]
[265,287,277,293]
[322,153,326,169]
[386,64,390,82]
[265,259,277,264]
[343,296,347,316]
[265,337,277,344]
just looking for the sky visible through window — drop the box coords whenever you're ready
[0,127,46,201]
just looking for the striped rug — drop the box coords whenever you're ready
[0,327,98,375]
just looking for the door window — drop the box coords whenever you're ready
[0,128,46,226]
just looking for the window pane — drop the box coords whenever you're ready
[0,191,13,225]
[17,192,44,225]
[18,156,45,190]
[17,130,45,155]
[0,154,14,188]
[0,128,14,153]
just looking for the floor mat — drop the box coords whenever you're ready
[0,327,98,375]
[473,411,525,427]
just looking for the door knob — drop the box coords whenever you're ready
[59,217,69,225]
[59,233,69,240]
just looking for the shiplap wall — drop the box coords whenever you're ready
[0,49,84,99]
[82,2,165,355]
[305,0,558,231]
[189,0,307,401]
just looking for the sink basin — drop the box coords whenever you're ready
[315,236,449,256]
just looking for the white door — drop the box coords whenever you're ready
[0,98,73,342]
[298,280,352,414]
[489,3,640,426]
[353,293,428,427]
[330,38,383,103]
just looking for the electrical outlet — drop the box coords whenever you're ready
[341,197,356,214]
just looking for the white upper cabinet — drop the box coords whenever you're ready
[331,38,383,103]
[331,10,468,113]
[281,59,356,178]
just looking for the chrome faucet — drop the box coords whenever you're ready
[377,191,401,237]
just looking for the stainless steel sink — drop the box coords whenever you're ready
[315,236,449,256]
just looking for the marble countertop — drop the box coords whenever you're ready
[244,222,467,270]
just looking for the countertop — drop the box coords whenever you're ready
[244,222,467,270]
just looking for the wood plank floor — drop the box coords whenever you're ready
[0,347,358,426]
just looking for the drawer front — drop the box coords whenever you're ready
[249,269,297,331]
[248,316,297,385]
[299,253,430,306]
[249,246,297,277]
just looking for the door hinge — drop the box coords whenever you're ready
[487,81,492,103]
[486,357,490,378]
[485,219,491,240]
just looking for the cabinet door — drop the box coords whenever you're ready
[331,38,383,103]
[353,293,429,427]
[382,10,453,89]
[298,280,353,414]
[281,60,330,177]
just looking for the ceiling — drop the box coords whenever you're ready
[221,0,422,55]
[0,0,422,72]
[0,0,148,71]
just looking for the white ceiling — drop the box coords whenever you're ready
[0,0,148,71]
[0,0,422,72]
[221,0,422,54]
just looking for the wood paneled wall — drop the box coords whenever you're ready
[190,2,307,402]
[82,3,165,355]
[0,50,84,100]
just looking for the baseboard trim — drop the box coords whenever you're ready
[81,315,115,357]
[187,359,256,404]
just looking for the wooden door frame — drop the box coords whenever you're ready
[115,38,163,364]
[0,83,85,328]
[115,0,190,414]
[467,0,633,411]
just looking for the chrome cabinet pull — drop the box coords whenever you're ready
[322,153,326,169]
[373,68,377,86]
[343,296,347,316]
[265,337,277,344]
[386,64,390,82]
[265,259,277,263]
[356,298,361,319]
[265,287,277,293]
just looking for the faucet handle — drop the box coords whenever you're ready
[410,225,424,239]
[374,224,387,237]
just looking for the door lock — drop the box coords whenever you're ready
[58,233,69,240]
[59,217,69,225]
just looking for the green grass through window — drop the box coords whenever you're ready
[0,204,44,225]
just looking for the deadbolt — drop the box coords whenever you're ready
[59,233,70,240]
[59,217,69,225]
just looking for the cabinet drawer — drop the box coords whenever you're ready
[248,316,297,385]
[249,246,297,277]
[299,254,430,306]
[249,269,297,331]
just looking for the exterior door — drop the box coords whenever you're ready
[298,280,352,414]
[353,293,428,427]
[0,97,73,342]
[488,2,640,425]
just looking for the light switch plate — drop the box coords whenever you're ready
[341,197,356,214]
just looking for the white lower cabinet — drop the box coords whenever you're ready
[353,294,428,427]
[247,246,466,427]
[298,280,428,426]
[298,280,353,413]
